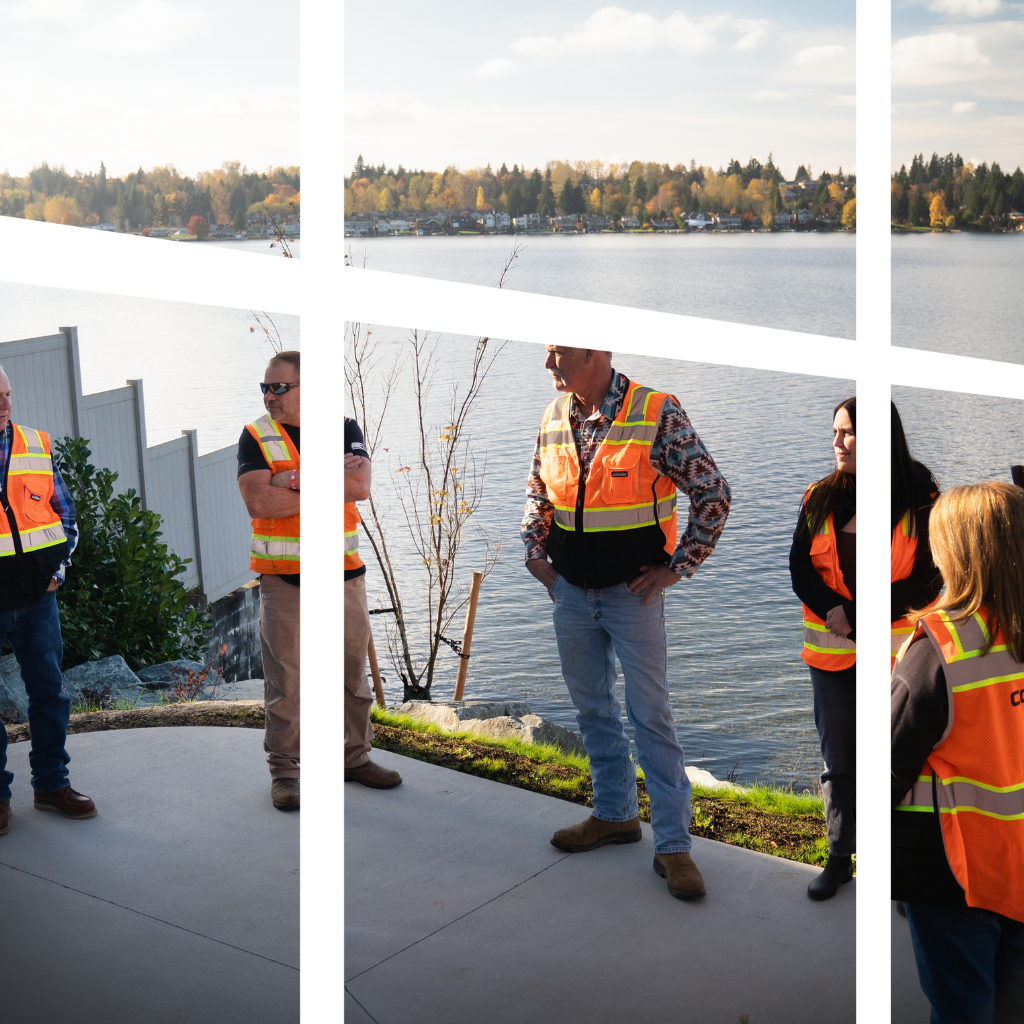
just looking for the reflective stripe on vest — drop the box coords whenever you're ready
[344,500,363,572]
[244,415,300,574]
[896,607,1024,920]
[890,508,941,666]
[0,424,67,559]
[799,483,856,670]
[538,381,677,553]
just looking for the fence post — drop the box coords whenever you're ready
[452,571,483,702]
[183,428,207,601]
[59,325,83,439]
[127,379,149,511]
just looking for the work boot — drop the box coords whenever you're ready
[653,852,707,900]
[551,814,642,853]
[0,800,9,835]
[345,759,402,789]
[33,786,97,819]
[271,778,300,811]
[807,854,854,901]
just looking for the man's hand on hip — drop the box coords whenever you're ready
[627,564,681,604]
[527,558,559,602]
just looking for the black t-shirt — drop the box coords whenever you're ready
[345,418,369,581]
[238,421,300,586]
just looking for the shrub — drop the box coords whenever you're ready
[187,215,209,239]
[52,437,210,670]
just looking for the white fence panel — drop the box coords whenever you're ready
[81,387,142,496]
[146,436,201,592]
[0,328,256,603]
[197,444,257,603]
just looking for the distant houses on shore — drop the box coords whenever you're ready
[345,185,847,239]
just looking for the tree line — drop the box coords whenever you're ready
[0,161,300,232]
[891,152,1024,229]
[345,154,856,227]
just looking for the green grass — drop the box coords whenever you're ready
[69,693,142,715]
[370,706,823,819]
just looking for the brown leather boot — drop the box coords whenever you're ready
[345,759,402,789]
[653,852,706,900]
[0,800,9,835]
[271,778,300,811]
[551,814,642,852]
[34,786,97,819]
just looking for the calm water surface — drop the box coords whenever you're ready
[360,233,856,340]
[892,234,1024,364]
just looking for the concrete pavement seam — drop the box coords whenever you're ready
[345,985,382,1023]
[344,852,572,984]
[0,859,299,971]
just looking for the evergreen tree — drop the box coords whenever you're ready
[526,169,542,214]
[538,168,555,217]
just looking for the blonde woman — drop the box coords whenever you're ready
[892,482,1024,1021]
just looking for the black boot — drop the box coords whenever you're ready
[807,855,854,901]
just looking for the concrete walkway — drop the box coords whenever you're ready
[1,727,298,1024]
[347,749,860,1024]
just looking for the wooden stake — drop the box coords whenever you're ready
[367,633,386,708]
[452,570,483,702]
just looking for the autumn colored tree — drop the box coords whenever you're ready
[43,195,83,226]
[590,187,602,213]
[929,193,948,227]
[476,186,486,210]
[187,215,209,239]
[841,198,856,228]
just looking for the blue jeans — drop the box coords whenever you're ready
[905,902,1024,1023]
[0,590,71,802]
[808,664,856,856]
[552,576,691,854]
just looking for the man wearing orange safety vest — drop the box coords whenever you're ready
[0,365,97,836]
[238,351,301,810]
[523,346,731,901]
[343,416,401,789]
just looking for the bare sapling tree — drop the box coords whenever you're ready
[346,325,505,700]
[249,311,285,353]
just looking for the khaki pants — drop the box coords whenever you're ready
[344,575,374,769]
[259,573,300,779]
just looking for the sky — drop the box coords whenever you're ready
[0,0,299,179]
[344,2,856,181]
[892,0,1024,170]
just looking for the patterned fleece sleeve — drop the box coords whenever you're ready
[521,430,554,563]
[649,396,732,577]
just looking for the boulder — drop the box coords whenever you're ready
[396,700,532,732]
[0,655,29,724]
[62,656,144,707]
[685,766,742,792]
[137,659,206,688]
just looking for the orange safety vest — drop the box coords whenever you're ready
[244,414,299,574]
[799,484,856,671]
[0,423,68,559]
[538,380,677,562]
[890,507,941,668]
[344,501,364,573]
[894,607,1024,922]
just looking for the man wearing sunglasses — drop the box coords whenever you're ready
[238,352,301,810]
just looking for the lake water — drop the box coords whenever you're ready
[357,232,856,340]
[892,233,1024,364]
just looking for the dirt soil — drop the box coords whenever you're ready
[4,700,265,744]
[371,723,827,865]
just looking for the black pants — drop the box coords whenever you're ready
[809,664,856,856]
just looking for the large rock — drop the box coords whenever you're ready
[62,656,144,707]
[685,766,742,792]
[0,655,29,724]
[137,659,206,689]
[395,700,586,756]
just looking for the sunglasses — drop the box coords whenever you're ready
[260,382,300,395]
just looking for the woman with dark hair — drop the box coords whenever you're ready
[890,402,943,668]
[790,396,856,901]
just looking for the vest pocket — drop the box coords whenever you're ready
[22,483,52,523]
[599,446,642,504]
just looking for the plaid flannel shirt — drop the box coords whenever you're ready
[522,371,732,578]
[0,423,78,583]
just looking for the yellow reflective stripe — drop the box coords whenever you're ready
[14,424,45,455]
[952,671,1024,694]
[0,535,15,557]
[803,624,856,653]
[251,415,293,466]
[18,523,67,552]
[250,536,300,559]
[896,777,935,813]
[8,454,54,474]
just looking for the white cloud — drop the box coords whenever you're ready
[475,58,514,79]
[71,0,208,54]
[345,92,434,128]
[509,7,770,59]
[3,0,91,25]
[753,89,790,101]
[792,44,845,66]
[927,0,1001,16]
[831,94,857,106]
[952,100,978,112]
[891,32,990,85]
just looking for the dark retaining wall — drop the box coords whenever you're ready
[206,580,263,682]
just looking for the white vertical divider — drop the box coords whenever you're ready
[303,0,343,1017]
[856,0,892,1018]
